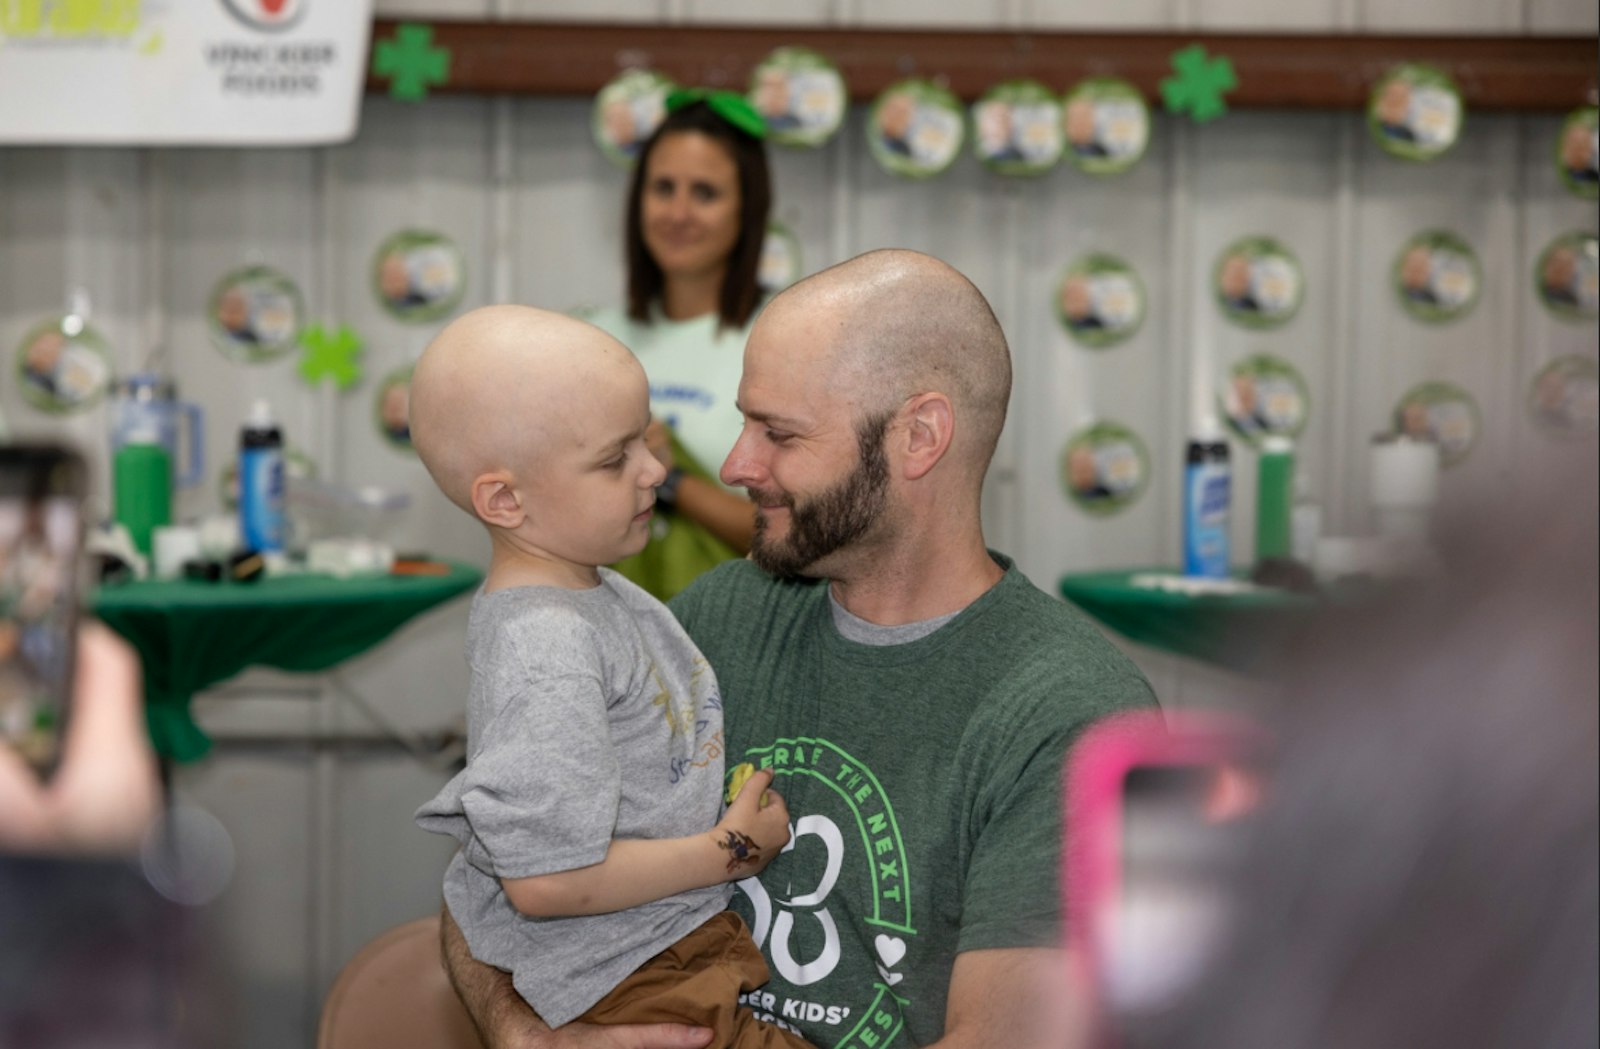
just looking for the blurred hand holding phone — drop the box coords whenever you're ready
[1064,708,1271,1049]
[0,444,193,1041]
[0,445,86,776]
[0,444,158,855]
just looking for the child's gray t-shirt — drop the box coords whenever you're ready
[415,568,732,1027]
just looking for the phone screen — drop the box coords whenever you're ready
[0,446,87,775]
[1106,759,1263,1046]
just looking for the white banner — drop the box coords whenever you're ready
[0,1,373,145]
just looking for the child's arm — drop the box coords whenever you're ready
[501,769,787,918]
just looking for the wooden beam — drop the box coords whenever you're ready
[366,20,1598,112]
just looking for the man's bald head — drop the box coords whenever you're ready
[758,249,1012,475]
[410,305,642,516]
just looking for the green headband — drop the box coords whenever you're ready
[664,87,768,140]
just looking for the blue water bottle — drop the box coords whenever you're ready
[1183,420,1231,578]
[238,399,285,553]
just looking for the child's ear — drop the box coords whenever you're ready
[470,471,524,528]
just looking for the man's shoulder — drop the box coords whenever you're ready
[981,557,1119,640]
[670,561,824,640]
[963,561,1157,711]
[672,559,808,609]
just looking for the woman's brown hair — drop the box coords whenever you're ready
[624,100,772,331]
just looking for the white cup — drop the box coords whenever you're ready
[152,524,202,580]
[1370,435,1440,511]
[197,514,241,560]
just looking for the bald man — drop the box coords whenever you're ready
[410,306,808,1047]
[444,254,1157,1049]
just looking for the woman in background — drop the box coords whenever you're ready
[586,91,771,600]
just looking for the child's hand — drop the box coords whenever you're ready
[712,768,789,879]
[724,761,766,806]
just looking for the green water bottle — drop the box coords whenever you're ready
[113,435,172,558]
[1255,436,1295,564]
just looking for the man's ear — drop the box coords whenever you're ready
[470,471,525,528]
[901,392,954,481]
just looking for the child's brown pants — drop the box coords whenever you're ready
[576,910,815,1049]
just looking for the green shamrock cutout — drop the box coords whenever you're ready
[372,23,451,102]
[298,324,364,390]
[1161,45,1238,123]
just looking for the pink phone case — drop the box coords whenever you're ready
[1061,708,1268,1046]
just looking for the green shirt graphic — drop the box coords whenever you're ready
[670,553,1157,1047]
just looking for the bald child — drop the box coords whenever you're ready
[412,306,812,1047]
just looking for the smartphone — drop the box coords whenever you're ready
[0,444,89,778]
[1063,708,1270,1049]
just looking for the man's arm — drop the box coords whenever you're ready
[438,905,714,1049]
[933,948,1090,1049]
[440,904,553,1048]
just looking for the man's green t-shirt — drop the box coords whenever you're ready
[669,554,1158,1048]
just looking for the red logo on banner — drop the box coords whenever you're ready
[222,0,306,31]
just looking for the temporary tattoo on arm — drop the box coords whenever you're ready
[718,830,761,872]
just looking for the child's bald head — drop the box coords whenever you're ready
[410,305,644,518]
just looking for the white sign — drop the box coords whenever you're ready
[0,0,373,145]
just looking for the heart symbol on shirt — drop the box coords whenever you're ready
[875,935,907,969]
[876,965,905,987]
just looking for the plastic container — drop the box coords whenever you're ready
[286,479,410,548]
[1369,433,1439,541]
[1254,436,1294,563]
[1291,473,1323,565]
[112,428,171,558]
[1183,420,1231,578]
[238,399,285,553]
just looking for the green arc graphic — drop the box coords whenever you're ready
[746,735,915,935]
[834,983,912,1049]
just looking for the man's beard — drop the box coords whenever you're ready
[748,411,893,579]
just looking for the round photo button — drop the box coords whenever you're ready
[374,366,416,452]
[1368,64,1463,163]
[593,69,675,169]
[1554,106,1599,201]
[1056,254,1145,349]
[1059,421,1150,516]
[1220,354,1310,447]
[972,80,1064,177]
[1061,78,1150,177]
[209,265,304,363]
[1393,230,1482,325]
[1534,231,1599,323]
[13,317,114,415]
[372,229,466,324]
[748,47,846,149]
[1528,355,1598,439]
[1214,236,1304,330]
[1393,381,1480,467]
[868,79,966,180]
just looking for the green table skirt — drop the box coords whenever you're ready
[1060,567,1323,673]
[93,563,482,762]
